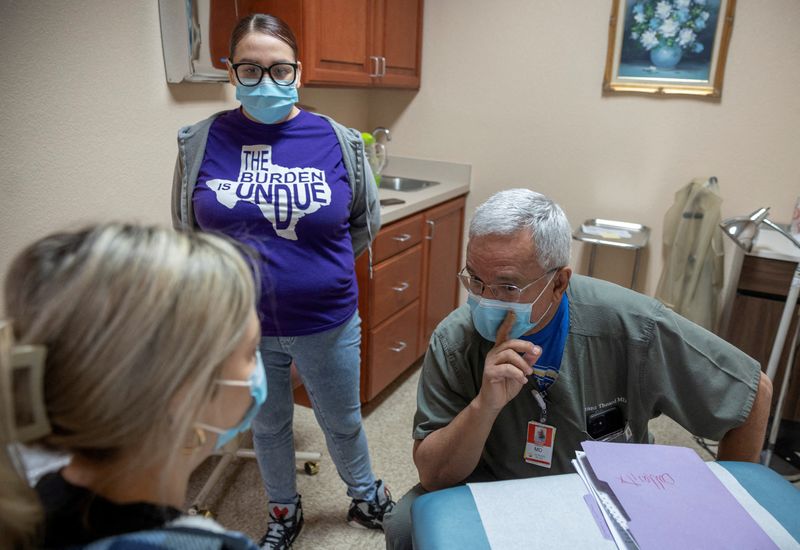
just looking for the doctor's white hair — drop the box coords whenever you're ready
[469,189,572,271]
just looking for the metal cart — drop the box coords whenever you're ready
[572,219,650,289]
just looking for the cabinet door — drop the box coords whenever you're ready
[372,0,423,88]
[419,197,466,355]
[302,0,374,86]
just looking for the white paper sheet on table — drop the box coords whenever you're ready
[468,475,617,550]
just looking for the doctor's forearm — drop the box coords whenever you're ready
[413,397,501,491]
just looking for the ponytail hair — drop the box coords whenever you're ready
[0,223,257,545]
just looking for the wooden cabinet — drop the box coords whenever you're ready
[418,198,466,356]
[371,0,424,88]
[236,0,423,89]
[370,246,423,326]
[723,255,800,421]
[292,196,465,406]
[367,301,421,399]
[301,0,374,86]
[357,196,466,402]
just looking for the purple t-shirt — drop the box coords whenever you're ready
[194,108,357,336]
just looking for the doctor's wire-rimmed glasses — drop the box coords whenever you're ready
[457,266,558,303]
[230,62,298,87]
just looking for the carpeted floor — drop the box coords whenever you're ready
[185,361,722,549]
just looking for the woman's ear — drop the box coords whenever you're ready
[227,61,237,88]
[552,267,572,300]
[295,61,302,89]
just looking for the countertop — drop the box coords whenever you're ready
[376,156,471,225]
[750,225,800,264]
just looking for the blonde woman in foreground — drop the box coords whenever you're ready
[0,224,264,549]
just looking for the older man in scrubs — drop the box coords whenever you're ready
[384,188,771,550]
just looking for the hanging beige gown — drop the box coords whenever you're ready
[655,178,724,330]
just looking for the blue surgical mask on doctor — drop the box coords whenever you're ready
[197,351,268,449]
[467,270,557,342]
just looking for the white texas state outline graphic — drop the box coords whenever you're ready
[206,144,331,240]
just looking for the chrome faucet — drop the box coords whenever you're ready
[372,126,391,143]
[369,127,391,175]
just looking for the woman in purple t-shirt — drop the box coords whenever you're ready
[172,13,390,550]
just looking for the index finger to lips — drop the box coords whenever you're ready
[494,310,516,344]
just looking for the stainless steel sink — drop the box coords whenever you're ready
[380,175,440,192]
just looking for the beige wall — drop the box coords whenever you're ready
[368,0,800,294]
[1,1,798,314]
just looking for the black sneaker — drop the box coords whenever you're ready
[347,479,395,530]
[259,495,304,550]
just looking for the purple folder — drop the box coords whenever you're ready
[581,441,777,549]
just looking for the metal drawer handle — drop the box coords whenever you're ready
[392,233,411,242]
[392,282,410,292]
[426,220,436,240]
[389,341,407,353]
[369,56,381,77]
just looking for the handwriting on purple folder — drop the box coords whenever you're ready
[617,472,675,490]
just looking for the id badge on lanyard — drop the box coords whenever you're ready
[520,294,568,469]
[524,389,556,468]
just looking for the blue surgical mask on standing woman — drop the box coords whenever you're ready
[468,271,557,342]
[236,81,298,124]
[197,351,268,449]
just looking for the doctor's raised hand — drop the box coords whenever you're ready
[412,310,541,492]
[478,311,541,413]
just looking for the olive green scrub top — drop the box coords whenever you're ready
[413,274,760,480]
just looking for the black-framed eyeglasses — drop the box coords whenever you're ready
[457,266,558,303]
[230,62,298,87]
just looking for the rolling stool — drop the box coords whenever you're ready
[188,363,322,517]
[572,219,650,289]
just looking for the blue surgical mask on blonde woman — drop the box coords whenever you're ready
[195,315,267,450]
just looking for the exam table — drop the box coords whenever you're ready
[411,462,800,549]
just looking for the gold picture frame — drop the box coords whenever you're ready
[603,0,736,98]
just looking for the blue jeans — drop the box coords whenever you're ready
[252,310,377,504]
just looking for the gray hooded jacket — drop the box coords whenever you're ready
[171,110,380,261]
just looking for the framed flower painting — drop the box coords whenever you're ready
[603,0,736,97]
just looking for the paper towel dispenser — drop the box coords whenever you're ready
[158,0,238,83]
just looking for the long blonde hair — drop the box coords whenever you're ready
[0,223,256,547]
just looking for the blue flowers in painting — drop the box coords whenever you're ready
[628,0,711,52]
